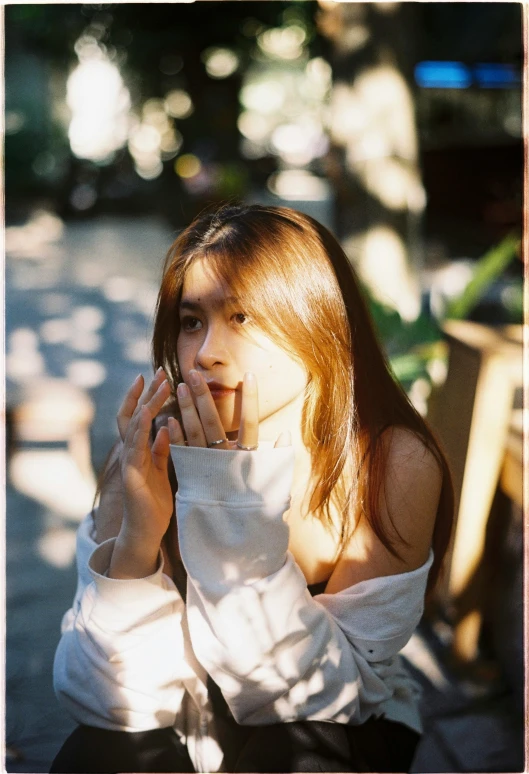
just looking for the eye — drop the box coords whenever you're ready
[232,312,249,326]
[181,315,202,332]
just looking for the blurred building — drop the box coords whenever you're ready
[414,3,522,253]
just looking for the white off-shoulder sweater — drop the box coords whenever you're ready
[53,444,433,773]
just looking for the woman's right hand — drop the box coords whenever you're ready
[94,368,168,544]
[108,369,174,579]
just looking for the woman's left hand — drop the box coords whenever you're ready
[169,369,289,450]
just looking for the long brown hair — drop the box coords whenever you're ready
[152,203,453,594]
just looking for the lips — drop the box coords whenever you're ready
[206,381,237,399]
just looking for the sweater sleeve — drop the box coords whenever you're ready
[52,512,194,732]
[171,444,433,726]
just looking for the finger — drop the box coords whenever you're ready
[143,378,172,421]
[238,372,259,450]
[117,373,144,440]
[123,379,170,452]
[139,367,167,408]
[177,382,207,447]
[188,369,228,448]
[117,368,166,441]
[125,406,152,468]
[274,430,291,448]
[151,426,170,472]
[168,416,185,445]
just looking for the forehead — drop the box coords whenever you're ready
[180,258,235,307]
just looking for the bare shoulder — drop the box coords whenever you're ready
[378,425,442,558]
[325,426,442,592]
[381,425,442,484]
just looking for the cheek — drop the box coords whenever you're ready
[258,352,307,400]
[176,338,194,373]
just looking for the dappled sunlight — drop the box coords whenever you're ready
[103,275,137,303]
[74,260,108,289]
[37,525,78,569]
[8,377,97,534]
[6,328,46,384]
[10,449,96,521]
[72,305,106,331]
[408,377,431,417]
[401,633,450,691]
[66,359,107,389]
[40,305,105,354]
[360,226,421,321]
[362,157,426,213]
[427,357,448,386]
[331,67,419,174]
[172,446,424,729]
[428,260,474,319]
[133,282,159,317]
[113,315,153,365]
[123,338,151,365]
[40,318,71,345]
[328,63,426,321]
[70,330,103,355]
[186,576,367,725]
[6,210,65,260]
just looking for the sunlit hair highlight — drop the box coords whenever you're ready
[152,203,453,594]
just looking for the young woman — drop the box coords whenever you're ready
[51,204,453,774]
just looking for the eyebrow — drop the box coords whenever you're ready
[179,295,240,312]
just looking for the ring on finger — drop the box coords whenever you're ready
[208,438,227,447]
[236,441,258,451]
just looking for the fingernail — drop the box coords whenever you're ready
[156,366,164,375]
[244,372,256,386]
[134,373,142,384]
[189,369,201,388]
[177,382,189,399]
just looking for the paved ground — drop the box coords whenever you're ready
[4,213,525,773]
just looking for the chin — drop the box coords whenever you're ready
[216,412,240,437]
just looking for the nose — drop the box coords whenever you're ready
[195,323,230,370]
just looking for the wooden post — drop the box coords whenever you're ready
[427,321,523,662]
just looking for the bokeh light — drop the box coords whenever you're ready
[267,170,330,201]
[175,154,202,178]
[67,52,131,163]
[257,24,306,61]
[164,89,194,119]
[202,47,240,79]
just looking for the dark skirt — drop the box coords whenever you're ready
[50,715,420,773]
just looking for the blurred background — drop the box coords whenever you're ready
[4,2,524,772]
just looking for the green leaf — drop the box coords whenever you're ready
[445,233,520,320]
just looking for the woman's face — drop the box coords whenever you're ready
[176,258,308,438]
